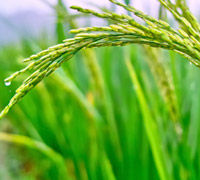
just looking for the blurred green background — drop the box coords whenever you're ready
[1,0,200,180]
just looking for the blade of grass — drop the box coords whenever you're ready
[125,53,172,180]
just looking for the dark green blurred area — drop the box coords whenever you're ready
[1,1,200,180]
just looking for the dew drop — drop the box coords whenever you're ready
[5,81,11,86]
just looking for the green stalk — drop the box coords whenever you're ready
[126,56,172,180]
[82,49,122,156]
[56,0,66,43]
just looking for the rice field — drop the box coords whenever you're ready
[1,0,200,180]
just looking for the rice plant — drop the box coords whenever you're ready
[1,0,200,179]
[1,0,200,119]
